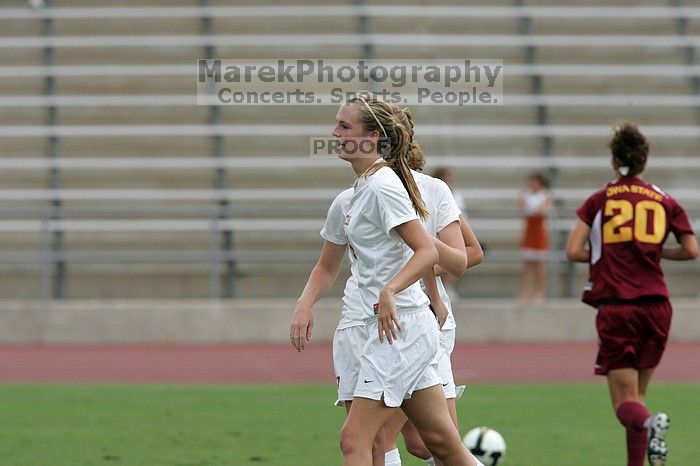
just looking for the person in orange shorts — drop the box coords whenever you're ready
[518,172,553,302]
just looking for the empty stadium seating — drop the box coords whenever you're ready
[0,1,698,299]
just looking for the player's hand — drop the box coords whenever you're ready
[378,288,401,344]
[290,302,314,352]
[431,298,449,329]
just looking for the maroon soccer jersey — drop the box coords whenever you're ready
[576,176,694,307]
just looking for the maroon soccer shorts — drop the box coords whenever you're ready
[594,298,672,375]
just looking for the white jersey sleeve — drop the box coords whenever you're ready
[366,168,419,236]
[432,178,461,233]
[320,188,352,245]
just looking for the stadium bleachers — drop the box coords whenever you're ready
[0,0,698,299]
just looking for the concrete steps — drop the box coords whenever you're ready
[0,1,697,298]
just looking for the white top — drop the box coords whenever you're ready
[321,172,463,329]
[344,164,430,317]
[320,187,364,330]
[412,171,462,330]
[453,190,467,218]
[522,189,549,216]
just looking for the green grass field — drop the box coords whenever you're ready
[1,383,698,466]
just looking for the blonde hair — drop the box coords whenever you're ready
[393,106,426,172]
[347,92,428,219]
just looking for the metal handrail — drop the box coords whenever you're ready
[2,6,700,20]
[3,64,699,78]
[2,124,700,138]
[2,34,700,49]
[1,156,700,171]
[1,188,700,204]
[3,94,700,108]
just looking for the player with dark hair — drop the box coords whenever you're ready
[566,122,698,466]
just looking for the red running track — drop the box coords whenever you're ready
[0,343,700,383]
[0,342,698,384]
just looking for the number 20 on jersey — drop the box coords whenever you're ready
[603,199,666,244]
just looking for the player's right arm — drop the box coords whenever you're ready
[662,233,699,261]
[432,178,482,275]
[432,220,467,277]
[433,215,484,276]
[459,214,484,269]
[381,219,439,343]
[290,239,347,352]
[566,219,591,263]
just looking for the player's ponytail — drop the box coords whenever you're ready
[609,122,649,177]
[347,93,429,220]
[389,118,429,220]
[394,107,426,172]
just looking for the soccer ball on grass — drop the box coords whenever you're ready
[462,426,506,466]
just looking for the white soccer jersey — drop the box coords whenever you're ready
[412,171,462,330]
[320,188,363,330]
[344,164,430,316]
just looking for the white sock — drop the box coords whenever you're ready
[422,457,436,466]
[385,448,402,466]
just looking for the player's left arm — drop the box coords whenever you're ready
[662,233,699,261]
[566,219,591,263]
[421,270,449,329]
[662,202,699,261]
[459,214,484,269]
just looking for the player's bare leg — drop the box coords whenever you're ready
[344,400,387,466]
[637,367,655,400]
[607,367,641,408]
[402,417,434,461]
[438,397,462,465]
[401,385,477,466]
[384,409,407,453]
[385,396,461,465]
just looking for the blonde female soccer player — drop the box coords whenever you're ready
[331,93,477,466]
[290,95,479,466]
[296,184,477,466]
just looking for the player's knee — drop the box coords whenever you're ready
[371,433,386,456]
[404,435,432,459]
[404,434,433,459]
[339,424,366,456]
[418,430,452,459]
